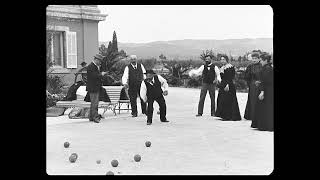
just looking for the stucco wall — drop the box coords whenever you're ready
[47,17,99,86]
[83,19,99,63]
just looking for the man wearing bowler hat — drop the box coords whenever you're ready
[140,69,169,125]
[86,54,107,123]
[122,55,147,117]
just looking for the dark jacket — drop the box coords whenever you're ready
[86,62,103,93]
[144,75,163,101]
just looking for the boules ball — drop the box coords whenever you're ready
[111,160,118,167]
[96,160,101,164]
[106,171,114,175]
[145,141,151,147]
[69,153,78,163]
[134,154,141,162]
[64,142,70,148]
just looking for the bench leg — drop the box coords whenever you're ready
[113,105,117,116]
[102,108,107,118]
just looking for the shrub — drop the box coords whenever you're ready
[187,76,202,88]
[46,74,66,94]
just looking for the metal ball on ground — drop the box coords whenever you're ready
[134,154,141,162]
[64,142,70,148]
[145,141,151,147]
[69,153,78,163]
[96,160,101,164]
[111,160,118,167]
[106,171,114,175]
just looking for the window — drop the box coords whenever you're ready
[66,31,77,68]
[47,30,77,69]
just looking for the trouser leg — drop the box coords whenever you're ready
[89,91,100,121]
[129,89,138,115]
[147,100,154,123]
[156,96,167,121]
[208,84,216,116]
[198,83,208,115]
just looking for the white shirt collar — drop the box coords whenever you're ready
[92,61,100,69]
[147,77,155,84]
[131,63,137,68]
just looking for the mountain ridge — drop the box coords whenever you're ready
[99,38,273,60]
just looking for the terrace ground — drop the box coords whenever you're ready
[46,87,273,175]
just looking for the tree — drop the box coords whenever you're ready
[112,31,118,53]
[200,49,216,61]
[159,54,166,60]
[118,49,127,58]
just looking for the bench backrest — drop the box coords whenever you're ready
[102,86,124,104]
[75,86,124,103]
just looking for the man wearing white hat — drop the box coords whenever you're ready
[122,55,147,117]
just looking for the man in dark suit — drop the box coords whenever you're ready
[86,54,107,123]
[140,69,169,125]
[122,55,147,117]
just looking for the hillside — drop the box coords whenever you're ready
[99,38,273,60]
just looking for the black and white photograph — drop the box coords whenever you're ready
[46,5,274,175]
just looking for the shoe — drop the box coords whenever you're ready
[211,114,216,117]
[132,114,137,117]
[161,120,169,122]
[93,118,100,123]
[196,114,202,117]
[147,122,152,125]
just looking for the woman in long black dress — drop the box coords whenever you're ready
[251,54,273,131]
[244,53,263,120]
[216,55,242,121]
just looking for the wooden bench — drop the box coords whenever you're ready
[56,86,131,116]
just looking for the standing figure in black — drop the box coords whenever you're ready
[215,55,242,121]
[252,53,273,131]
[189,56,221,117]
[244,53,262,120]
[140,70,169,125]
[86,54,107,123]
[122,55,147,117]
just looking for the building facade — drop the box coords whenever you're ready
[46,5,107,85]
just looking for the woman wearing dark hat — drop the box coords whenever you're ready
[140,69,169,125]
[244,52,263,120]
[251,53,273,131]
[215,55,242,121]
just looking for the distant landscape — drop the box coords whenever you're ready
[99,38,273,60]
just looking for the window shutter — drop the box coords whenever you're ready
[66,31,77,68]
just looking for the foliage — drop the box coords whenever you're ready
[187,76,202,88]
[159,54,166,60]
[112,31,118,53]
[46,74,66,94]
[98,31,128,84]
[140,58,157,70]
[46,92,66,108]
[200,49,216,61]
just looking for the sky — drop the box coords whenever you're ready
[97,5,273,43]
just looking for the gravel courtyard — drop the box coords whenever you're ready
[46,87,273,175]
